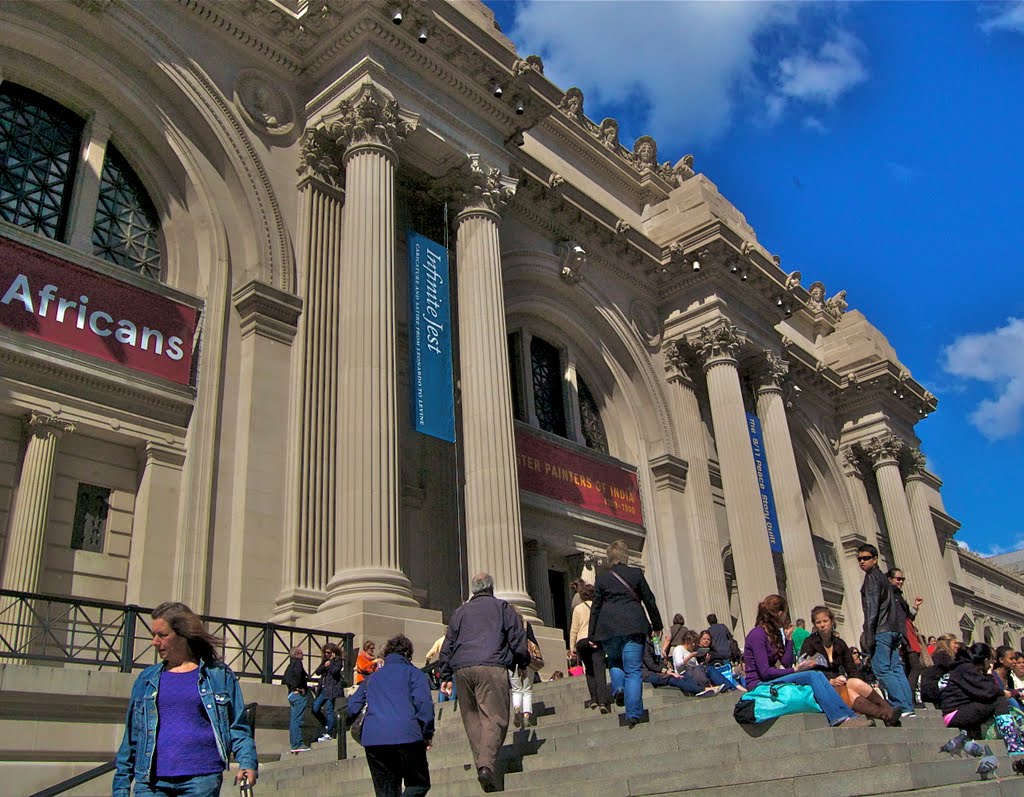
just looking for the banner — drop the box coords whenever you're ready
[0,234,199,385]
[516,425,643,526]
[746,413,784,553]
[407,230,455,442]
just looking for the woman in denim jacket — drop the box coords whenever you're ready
[113,602,258,797]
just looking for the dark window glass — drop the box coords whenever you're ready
[508,331,526,422]
[71,483,111,553]
[92,144,162,278]
[578,376,608,454]
[530,336,566,438]
[0,83,83,239]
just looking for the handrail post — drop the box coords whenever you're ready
[262,623,275,684]
[121,605,138,673]
[335,696,348,760]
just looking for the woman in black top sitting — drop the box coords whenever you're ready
[941,642,1024,772]
[921,634,959,708]
[800,606,900,726]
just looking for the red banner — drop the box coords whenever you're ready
[0,235,198,385]
[515,426,643,526]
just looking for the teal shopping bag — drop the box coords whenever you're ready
[733,682,823,724]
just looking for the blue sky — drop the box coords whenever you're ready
[486,0,1024,557]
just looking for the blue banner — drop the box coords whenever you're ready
[407,231,455,442]
[746,413,783,553]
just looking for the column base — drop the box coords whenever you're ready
[304,600,446,668]
[271,587,325,625]
[320,567,419,611]
[496,589,540,623]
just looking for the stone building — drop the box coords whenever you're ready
[1,0,1022,660]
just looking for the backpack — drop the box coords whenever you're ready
[733,682,822,724]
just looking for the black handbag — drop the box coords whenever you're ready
[350,703,367,745]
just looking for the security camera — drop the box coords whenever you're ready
[392,9,403,24]
[492,81,503,98]
[417,26,428,43]
[691,259,701,272]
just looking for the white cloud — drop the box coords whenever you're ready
[802,116,828,133]
[981,1,1024,34]
[943,317,1024,440]
[506,1,862,148]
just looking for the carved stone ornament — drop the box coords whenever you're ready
[825,289,848,319]
[807,281,826,311]
[548,172,565,189]
[630,135,658,170]
[630,299,662,347]
[902,447,927,476]
[234,69,296,137]
[26,411,75,439]
[663,339,696,382]
[598,118,619,149]
[863,433,906,465]
[840,446,864,476]
[559,87,585,122]
[740,240,756,257]
[784,270,802,290]
[450,153,518,215]
[512,55,545,76]
[558,240,587,284]
[674,154,695,182]
[615,219,631,235]
[692,323,744,366]
[758,351,790,389]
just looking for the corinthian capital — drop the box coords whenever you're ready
[302,84,415,176]
[449,154,518,215]
[298,127,344,188]
[862,433,906,466]
[690,323,744,368]
[901,447,927,478]
[755,351,790,390]
[663,340,697,384]
[25,412,75,440]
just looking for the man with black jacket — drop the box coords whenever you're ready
[858,543,915,716]
[439,572,529,793]
[283,646,311,753]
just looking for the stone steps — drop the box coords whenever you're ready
[235,678,1024,796]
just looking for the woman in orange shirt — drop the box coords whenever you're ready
[355,639,383,684]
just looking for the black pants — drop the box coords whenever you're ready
[364,741,430,797]
[576,638,610,708]
[947,696,1011,737]
[906,652,925,705]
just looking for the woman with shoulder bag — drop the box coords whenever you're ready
[347,634,435,797]
[569,582,611,712]
[744,594,870,728]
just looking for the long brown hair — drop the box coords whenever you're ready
[151,601,221,664]
[756,594,790,664]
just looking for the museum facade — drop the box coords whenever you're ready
[2,0,1023,659]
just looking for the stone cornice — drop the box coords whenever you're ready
[648,453,688,493]
[232,279,303,344]
[838,362,937,424]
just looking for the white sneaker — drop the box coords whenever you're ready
[291,745,312,753]
[901,710,916,719]
[317,733,333,742]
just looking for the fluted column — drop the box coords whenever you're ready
[839,447,882,551]
[662,343,730,622]
[321,84,416,608]
[1,413,73,657]
[275,162,347,620]
[691,324,777,628]
[904,452,959,636]
[754,353,824,617]
[524,541,555,626]
[454,154,537,619]
[863,435,925,588]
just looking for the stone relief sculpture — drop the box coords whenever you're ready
[808,281,826,311]
[234,69,295,136]
[784,270,802,290]
[630,300,662,347]
[512,54,544,76]
[631,135,658,169]
[825,289,848,319]
[598,118,619,149]
[558,87,585,122]
[558,240,587,284]
[673,154,695,181]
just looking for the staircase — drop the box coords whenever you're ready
[242,677,1024,797]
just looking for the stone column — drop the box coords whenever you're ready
[754,352,824,617]
[662,342,730,622]
[453,154,537,619]
[275,164,347,621]
[524,541,555,626]
[904,452,959,636]
[1,413,73,657]
[321,84,417,609]
[690,324,777,627]
[863,435,926,589]
[839,447,882,551]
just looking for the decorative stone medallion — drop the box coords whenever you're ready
[234,69,295,137]
[630,299,662,347]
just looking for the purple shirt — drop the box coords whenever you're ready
[154,668,223,777]
[744,626,795,690]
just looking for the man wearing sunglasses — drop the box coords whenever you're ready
[857,543,916,717]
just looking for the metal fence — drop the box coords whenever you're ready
[0,588,355,685]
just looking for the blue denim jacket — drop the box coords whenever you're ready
[112,661,258,797]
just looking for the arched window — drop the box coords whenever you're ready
[509,330,609,454]
[0,83,83,240]
[0,82,163,278]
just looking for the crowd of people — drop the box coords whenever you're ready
[111,537,1024,796]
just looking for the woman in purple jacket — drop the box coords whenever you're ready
[743,594,869,728]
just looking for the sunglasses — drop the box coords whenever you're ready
[856,555,875,562]
[892,576,906,582]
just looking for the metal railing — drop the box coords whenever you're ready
[0,588,355,685]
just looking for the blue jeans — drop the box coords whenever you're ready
[873,631,915,712]
[287,690,309,748]
[644,671,704,694]
[770,671,856,725]
[603,634,645,721]
[132,773,222,797]
[312,692,336,735]
[705,666,737,691]
[438,680,456,702]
